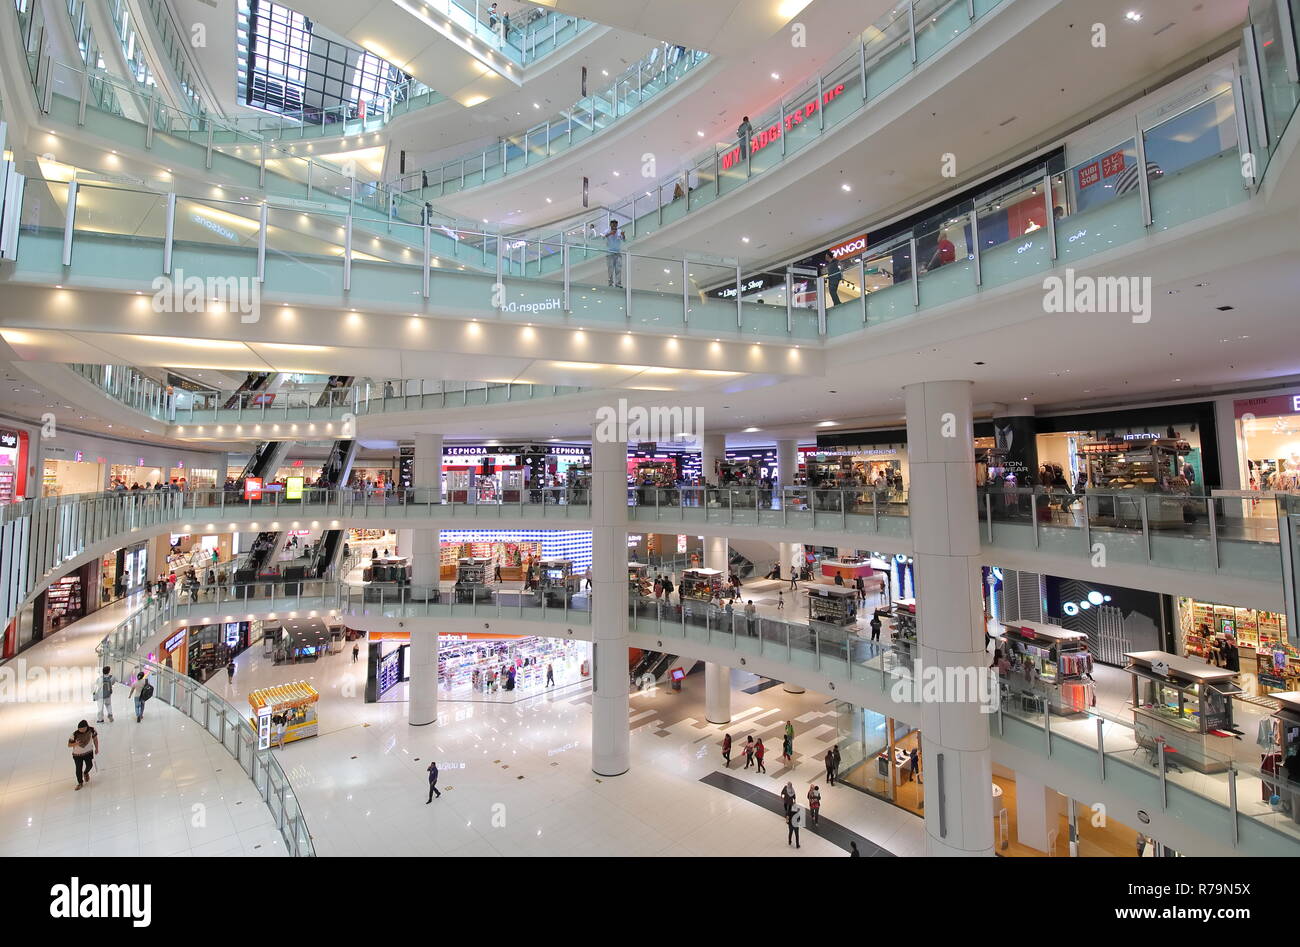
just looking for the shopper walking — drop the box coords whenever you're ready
[226,660,236,684]
[776,591,784,611]
[754,737,766,773]
[807,785,822,825]
[823,251,844,306]
[426,761,442,802]
[780,781,796,815]
[824,746,836,786]
[605,219,626,288]
[831,744,841,785]
[352,643,360,663]
[869,612,882,647]
[94,666,115,723]
[787,803,804,848]
[781,730,793,764]
[68,720,99,791]
[744,600,756,636]
[128,670,151,722]
[849,841,861,857]
[722,732,732,767]
[743,735,755,769]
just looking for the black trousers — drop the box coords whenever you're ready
[788,826,800,847]
[74,753,94,784]
[427,782,441,801]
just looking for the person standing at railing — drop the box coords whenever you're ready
[736,116,753,157]
[605,220,626,288]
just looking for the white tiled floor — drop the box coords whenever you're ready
[1,599,927,857]
[0,597,289,857]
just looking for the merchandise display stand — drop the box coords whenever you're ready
[999,621,1094,714]
[627,562,650,597]
[680,568,723,601]
[1125,650,1240,774]
[1078,436,1195,528]
[807,585,859,625]
[538,558,575,606]
[248,681,319,746]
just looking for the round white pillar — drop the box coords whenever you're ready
[905,379,994,857]
[408,631,439,726]
[776,438,799,490]
[704,662,731,723]
[591,430,630,776]
[701,433,726,485]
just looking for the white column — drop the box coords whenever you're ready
[408,431,443,727]
[704,662,731,724]
[1014,774,1059,853]
[905,379,994,856]
[776,438,799,489]
[701,433,725,485]
[780,542,800,579]
[591,429,630,776]
[408,630,439,726]
[703,535,731,723]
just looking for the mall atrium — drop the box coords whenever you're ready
[0,0,1299,862]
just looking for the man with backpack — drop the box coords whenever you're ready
[95,666,115,723]
[128,670,153,722]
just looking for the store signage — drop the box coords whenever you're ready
[244,477,263,501]
[717,277,768,299]
[637,442,657,453]
[1151,659,1170,677]
[292,459,304,466]
[719,83,847,171]
[163,629,186,651]
[0,431,17,449]
[828,234,868,260]
[1122,432,1160,440]
[137,457,145,466]
[74,451,84,462]
[677,534,687,554]
[1233,393,1300,418]
[285,476,304,500]
[1076,149,1126,189]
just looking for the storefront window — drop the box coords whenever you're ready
[43,458,105,496]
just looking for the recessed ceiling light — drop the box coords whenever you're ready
[601,69,608,76]
[612,170,620,176]
[1125,10,1142,21]
[697,130,705,137]
[816,420,836,427]
[771,72,780,79]
[841,183,852,192]
[744,427,760,433]
[741,236,750,243]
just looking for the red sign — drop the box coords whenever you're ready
[244,477,263,501]
[250,392,277,406]
[1234,393,1300,419]
[720,84,847,171]
[1076,161,1101,189]
[1100,149,1126,178]
[829,233,868,260]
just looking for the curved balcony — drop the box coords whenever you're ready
[91,569,1300,857]
[66,364,587,427]
[390,46,710,198]
[11,47,1275,343]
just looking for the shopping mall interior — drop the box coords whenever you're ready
[1,0,1300,864]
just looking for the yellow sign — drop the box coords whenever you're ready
[286,476,304,500]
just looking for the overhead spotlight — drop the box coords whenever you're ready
[1125,10,1142,21]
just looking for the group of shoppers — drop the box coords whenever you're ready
[73,665,153,790]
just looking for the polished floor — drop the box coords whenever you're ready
[0,601,925,857]
[0,597,289,857]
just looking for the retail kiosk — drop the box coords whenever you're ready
[567,465,592,505]
[537,559,575,606]
[628,562,651,597]
[820,555,875,583]
[807,585,859,625]
[680,568,724,601]
[497,466,526,502]
[248,681,319,747]
[1124,651,1240,774]
[454,556,493,603]
[1078,436,1195,528]
[1264,693,1300,823]
[445,466,477,503]
[999,622,1094,714]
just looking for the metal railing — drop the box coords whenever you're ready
[391,45,709,197]
[98,595,315,855]
[67,365,586,425]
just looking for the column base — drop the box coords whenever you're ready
[591,763,630,778]
[781,682,805,694]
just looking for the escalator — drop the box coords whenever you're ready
[305,437,360,578]
[222,372,275,409]
[236,440,290,485]
[316,375,355,409]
